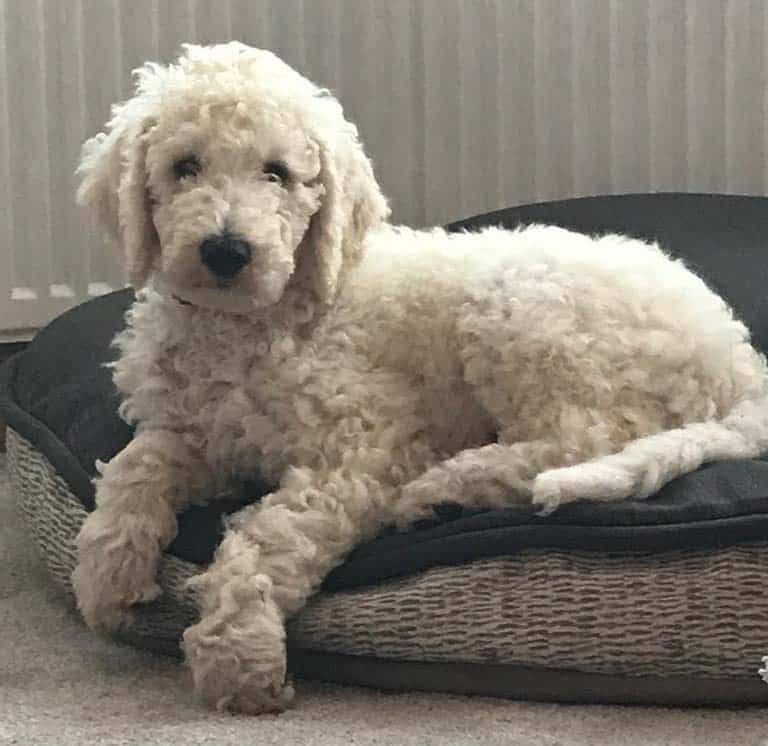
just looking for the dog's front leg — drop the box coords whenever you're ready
[182,465,391,714]
[73,427,212,632]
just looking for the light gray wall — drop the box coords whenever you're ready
[1,0,766,335]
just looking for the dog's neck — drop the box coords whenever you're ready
[152,280,327,344]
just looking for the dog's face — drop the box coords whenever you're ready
[77,43,389,311]
[146,101,325,310]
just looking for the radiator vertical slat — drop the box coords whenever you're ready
[338,0,369,116]
[609,0,651,194]
[267,0,305,73]
[81,0,123,297]
[338,1,380,207]
[186,0,197,43]
[422,0,463,226]
[157,0,195,61]
[648,0,688,192]
[724,0,765,195]
[764,2,768,194]
[459,0,502,220]
[498,0,537,211]
[0,0,13,322]
[191,0,232,47]
[336,1,419,226]
[572,0,612,198]
[5,0,51,301]
[302,0,339,94]
[686,0,727,192]
[408,0,427,228]
[119,0,159,94]
[534,0,575,201]
[230,0,271,53]
[44,0,87,302]
[376,0,421,228]
[111,0,158,289]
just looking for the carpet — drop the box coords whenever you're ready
[2,453,768,745]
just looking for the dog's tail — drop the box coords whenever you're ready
[532,393,768,512]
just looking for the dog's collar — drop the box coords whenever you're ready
[155,275,263,315]
[172,294,194,307]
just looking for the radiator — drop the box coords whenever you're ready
[1,0,766,338]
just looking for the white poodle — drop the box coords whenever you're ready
[72,42,768,713]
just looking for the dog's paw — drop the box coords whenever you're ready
[74,578,162,633]
[531,472,564,516]
[183,572,293,715]
[533,461,637,513]
[193,665,295,716]
[72,511,164,632]
[393,480,443,530]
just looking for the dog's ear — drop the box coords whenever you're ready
[304,122,390,304]
[77,110,159,288]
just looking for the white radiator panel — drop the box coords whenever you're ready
[1,0,767,337]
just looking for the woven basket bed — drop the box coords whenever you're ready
[8,425,768,705]
[7,194,768,706]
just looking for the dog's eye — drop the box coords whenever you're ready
[263,161,290,184]
[173,155,202,180]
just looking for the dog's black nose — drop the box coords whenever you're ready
[199,234,252,279]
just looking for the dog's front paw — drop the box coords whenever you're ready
[72,510,164,632]
[186,647,295,716]
[183,571,293,714]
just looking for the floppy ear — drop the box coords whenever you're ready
[304,129,390,304]
[76,112,159,288]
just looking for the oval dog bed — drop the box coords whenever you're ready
[4,193,768,706]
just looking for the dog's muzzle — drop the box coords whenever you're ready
[199,234,253,279]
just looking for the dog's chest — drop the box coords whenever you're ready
[115,295,300,462]
[161,321,291,430]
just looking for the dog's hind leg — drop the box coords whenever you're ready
[393,439,563,528]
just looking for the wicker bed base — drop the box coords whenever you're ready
[8,426,768,702]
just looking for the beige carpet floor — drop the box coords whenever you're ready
[2,452,768,745]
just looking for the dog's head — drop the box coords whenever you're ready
[77,42,389,312]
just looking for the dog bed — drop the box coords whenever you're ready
[4,193,768,706]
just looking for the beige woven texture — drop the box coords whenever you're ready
[7,427,768,678]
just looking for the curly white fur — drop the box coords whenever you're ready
[71,42,768,713]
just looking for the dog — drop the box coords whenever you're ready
[72,42,768,713]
